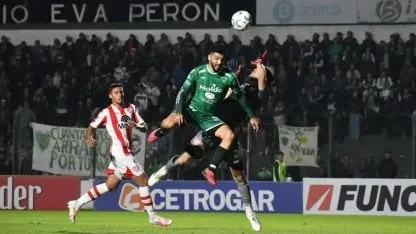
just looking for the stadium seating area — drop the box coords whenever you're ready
[0,31,413,179]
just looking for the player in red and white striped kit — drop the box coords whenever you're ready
[67,83,172,227]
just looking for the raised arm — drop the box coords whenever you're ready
[229,73,255,119]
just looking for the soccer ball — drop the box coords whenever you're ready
[231,10,252,31]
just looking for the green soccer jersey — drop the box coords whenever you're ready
[174,64,254,118]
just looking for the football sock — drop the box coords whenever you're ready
[165,155,180,171]
[237,180,252,209]
[139,186,156,217]
[76,183,109,209]
[209,146,228,171]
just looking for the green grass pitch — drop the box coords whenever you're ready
[0,210,415,233]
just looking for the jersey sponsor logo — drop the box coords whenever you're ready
[199,84,223,93]
[118,183,145,212]
[121,115,130,122]
[205,92,215,100]
[118,115,132,129]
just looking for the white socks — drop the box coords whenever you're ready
[139,186,156,217]
[76,183,109,209]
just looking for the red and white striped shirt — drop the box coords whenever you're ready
[90,103,145,157]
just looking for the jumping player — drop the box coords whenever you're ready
[67,83,172,227]
[148,60,271,232]
[147,44,260,185]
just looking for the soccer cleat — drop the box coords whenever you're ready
[245,208,261,232]
[202,168,217,187]
[148,166,168,186]
[67,200,79,224]
[147,128,162,143]
[150,215,173,227]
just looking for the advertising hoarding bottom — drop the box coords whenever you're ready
[93,180,302,213]
[0,176,80,210]
[303,178,416,216]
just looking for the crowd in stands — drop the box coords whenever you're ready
[0,30,412,179]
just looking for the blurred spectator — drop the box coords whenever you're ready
[273,151,288,182]
[2,30,416,178]
[134,84,149,115]
[360,156,377,178]
[378,151,398,178]
[0,135,11,174]
[114,60,128,82]
[256,165,272,181]
[0,99,11,137]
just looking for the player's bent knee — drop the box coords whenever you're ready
[222,131,235,145]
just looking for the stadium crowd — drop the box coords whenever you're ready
[0,30,411,179]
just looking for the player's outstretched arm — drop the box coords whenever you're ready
[229,75,255,117]
[229,74,260,131]
[174,69,197,114]
[249,62,267,91]
[250,62,271,101]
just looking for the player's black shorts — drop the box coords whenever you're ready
[183,134,244,170]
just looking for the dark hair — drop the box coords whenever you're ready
[108,83,122,94]
[209,44,227,56]
[276,151,284,156]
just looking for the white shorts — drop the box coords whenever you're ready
[105,155,144,180]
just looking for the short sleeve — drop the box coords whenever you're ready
[89,109,107,128]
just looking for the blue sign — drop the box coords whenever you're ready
[93,180,303,214]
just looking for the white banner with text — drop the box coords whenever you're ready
[31,123,146,176]
[278,125,319,167]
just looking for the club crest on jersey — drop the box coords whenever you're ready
[118,115,132,129]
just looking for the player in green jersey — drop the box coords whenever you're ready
[148,60,271,231]
[147,44,260,186]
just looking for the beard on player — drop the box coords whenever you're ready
[208,44,227,73]
[208,52,224,73]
